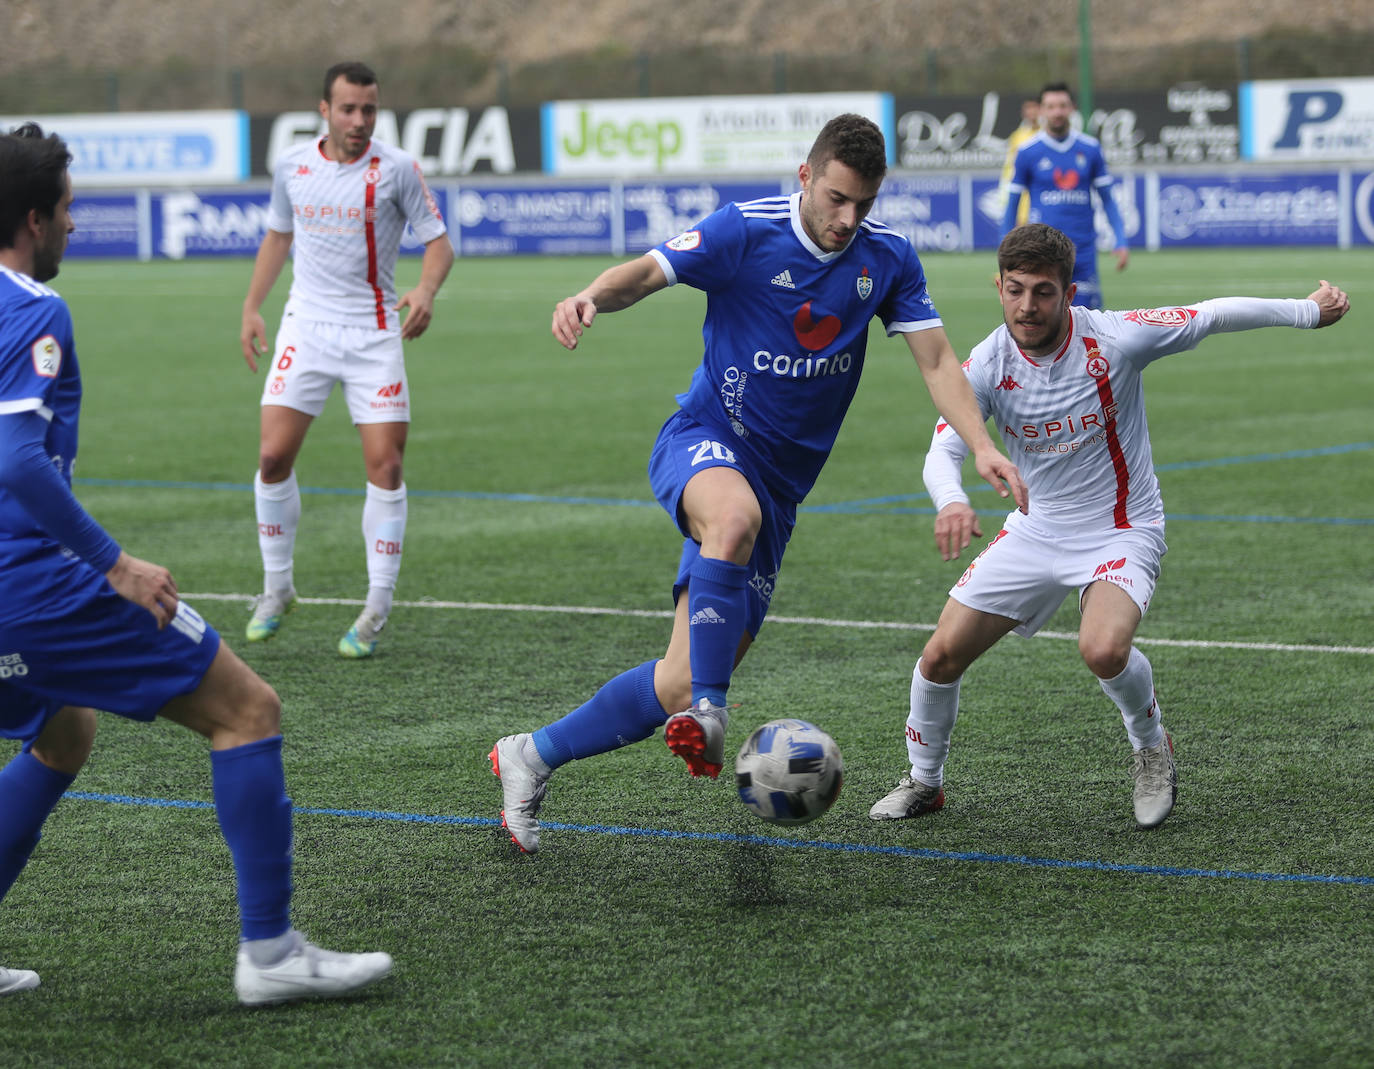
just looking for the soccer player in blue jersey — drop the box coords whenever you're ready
[1000,82,1128,309]
[490,114,1027,854]
[0,123,391,1003]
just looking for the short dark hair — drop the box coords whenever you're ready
[0,122,72,251]
[323,61,378,102]
[997,223,1076,290]
[1039,81,1075,104]
[807,114,887,182]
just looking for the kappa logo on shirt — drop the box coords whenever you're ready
[295,165,311,177]
[995,375,1022,391]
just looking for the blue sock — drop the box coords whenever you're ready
[210,736,293,942]
[533,661,667,769]
[687,555,750,708]
[0,751,75,902]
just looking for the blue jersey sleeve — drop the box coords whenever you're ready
[0,412,120,572]
[652,203,747,291]
[879,240,941,335]
[0,295,72,411]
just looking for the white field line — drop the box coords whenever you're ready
[189,592,1374,656]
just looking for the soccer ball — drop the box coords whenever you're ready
[734,718,843,826]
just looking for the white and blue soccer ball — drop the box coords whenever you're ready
[734,718,843,826]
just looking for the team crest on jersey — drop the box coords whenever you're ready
[856,267,873,300]
[1124,307,1197,328]
[1084,339,1109,379]
[269,376,286,395]
[31,334,61,378]
[364,167,381,185]
[666,230,701,252]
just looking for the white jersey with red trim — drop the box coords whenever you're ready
[267,137,447,331]
[926,299,1318,531]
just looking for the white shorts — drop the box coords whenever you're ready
[260,313,410,425]
[949,509,1167,637]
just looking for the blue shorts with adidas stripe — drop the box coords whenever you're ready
[647,408,796,639]
[0,551,221,747]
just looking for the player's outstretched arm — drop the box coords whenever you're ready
[240,229,293,372]
[397,234,456,341]
[551,254,669,350]
[105,551,178,630]
[906,328,1028,514]
[1309,280,1350,327]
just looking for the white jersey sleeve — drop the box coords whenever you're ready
[1108,297,1320,371]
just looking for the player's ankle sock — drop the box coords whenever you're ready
[210,736,293,941]
[0,751,75,900]
[532,661,666,769]
[687,556,750,708]
[906,659,961,787]
[1099,646,1163,750]
[254,471,300,585]
[241,927,298,967]
[362,482,406,600]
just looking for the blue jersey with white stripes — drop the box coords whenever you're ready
[1006,131,1114,251]
[649,191,942,501]
[0,266,82,564]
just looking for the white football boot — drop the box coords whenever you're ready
[234,930,393,1006]
[664,698,728,779]
[489,734,551,854]
[868,775,946,820]
[1131,732,1177,828]
[0,967,40,995]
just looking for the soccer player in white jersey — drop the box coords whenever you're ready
[489,115,1028,854]
[240,61,454,658]
[869,223,1349,829]
[0,123,392,1003]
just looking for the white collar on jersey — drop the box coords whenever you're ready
[789,191,857,263]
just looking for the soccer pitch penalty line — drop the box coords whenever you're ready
[188,592,1374,657]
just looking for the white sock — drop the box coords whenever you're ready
[362,481,406,616]
[254,471,299,596]
[906,659,961,787]
[242,928,299,968]
[1098,646,1164,750]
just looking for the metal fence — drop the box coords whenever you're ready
[3,32,1371,114]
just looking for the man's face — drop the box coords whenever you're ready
[997,266,1074,355]
[797,159,882,252]
[1039,90,1074,139]
[1021,100,1040,126]
[320,76,378,162]
[32,172,73,283]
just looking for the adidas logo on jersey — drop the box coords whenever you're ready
[690,607,726,625]
[770,269,796,289]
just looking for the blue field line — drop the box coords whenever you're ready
[75,441,1373,525]
[60,790,1373,888]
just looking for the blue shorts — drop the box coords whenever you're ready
[647,409,796,638]
[0,555,221,747]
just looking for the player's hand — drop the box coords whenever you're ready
[1309,280,1350,328]
[240,311,268,373]
[396,288,437,340]
[552,295,597,350]
[934,502,983,562]
[1114,246,1130,271]
[105,551,179,630]
[972,448,1028,515]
